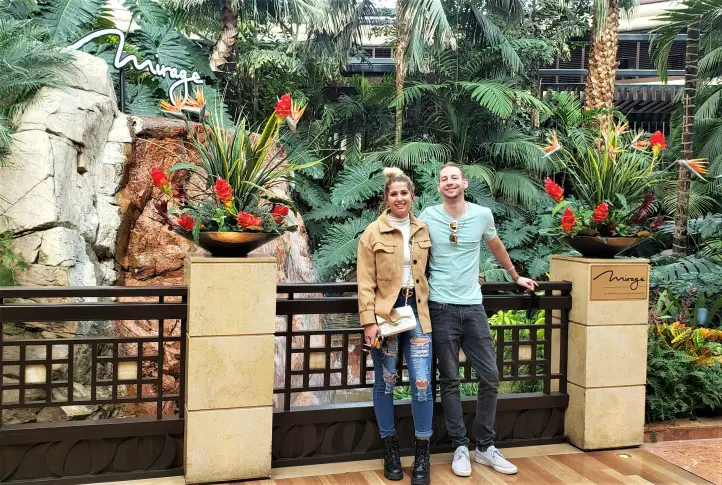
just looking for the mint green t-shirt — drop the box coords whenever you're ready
[419,203,498,304]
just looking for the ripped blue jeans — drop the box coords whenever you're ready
[371,295,433,439]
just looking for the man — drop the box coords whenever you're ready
[419,162,538,478]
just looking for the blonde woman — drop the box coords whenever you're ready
[357,168,433,485]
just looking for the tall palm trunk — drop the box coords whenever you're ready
[584,0,621,128]
[673,23,700,256]
[209,1,239,72]
[394,4,409,145]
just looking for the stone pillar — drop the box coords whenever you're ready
[184,256,276,483]
[550,255,649,450]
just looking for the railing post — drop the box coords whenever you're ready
[550,256,649,450]
[184,256,277,483]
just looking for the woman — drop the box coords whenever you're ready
[357,167,433,485]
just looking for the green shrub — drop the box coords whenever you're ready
[646,332,722,422]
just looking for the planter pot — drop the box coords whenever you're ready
[562,236,644,258]
[191,231,280,257]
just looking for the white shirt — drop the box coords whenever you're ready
[387,214,413,289]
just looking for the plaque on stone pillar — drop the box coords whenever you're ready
[589,264,648,301]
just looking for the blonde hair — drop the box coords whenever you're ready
[383,167,415,197]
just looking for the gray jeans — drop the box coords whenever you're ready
[430,301,499,449]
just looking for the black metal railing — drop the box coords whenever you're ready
[0,286,187,484]
[272,281,572,466]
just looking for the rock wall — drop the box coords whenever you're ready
[0,52,332,418]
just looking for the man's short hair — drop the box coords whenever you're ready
[439,162,467,180]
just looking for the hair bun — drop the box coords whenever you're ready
[383,167,405,180]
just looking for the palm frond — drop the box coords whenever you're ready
[125,0,170,27]
[313,213,377,280]
[330,162,384,208]
[494,170,545,208]
[367,142,451,169]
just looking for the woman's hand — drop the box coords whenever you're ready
[364,323,380,345]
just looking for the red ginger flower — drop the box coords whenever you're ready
[544,177,564,202]
[592,202,609,224]
[151,167,171,196]
[274,94,292,118]
[237,211,263,229]
[272,205,289,224]
[214,178,233,206]
[177,213,195,231]
[650,131,666,157]
[561,208,576,233]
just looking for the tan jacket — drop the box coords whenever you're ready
[356,211,432,333]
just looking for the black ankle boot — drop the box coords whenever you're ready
[411,438,431,485]
[381,436,403,480]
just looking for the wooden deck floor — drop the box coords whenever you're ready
[244,448,712,485]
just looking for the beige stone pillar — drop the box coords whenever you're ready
[550,255,649,450]
[184,256,276,483]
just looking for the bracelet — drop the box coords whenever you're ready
[505,265,515,272]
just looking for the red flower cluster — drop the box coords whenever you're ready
[592,202,609,224]
[561,208,576,233]
[237,211,262,228]
[272,205,289,224]
[544,177,564,202]
[214,178,233,205]
[177,213,195,231]
[274,94,292,118]
[151,167,171,195]
[650,131,666,150]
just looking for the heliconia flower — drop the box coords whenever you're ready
[650,131,666,157]
[214,178,233,207]
[151,167,172,196]
[272,205,290,224]
[285,99,306,134]
[274,94,292,118]
[237,211,263,229]
[544,177,564,202]
[649,216,665,231]
[561,208,576,233]
[592,202,609,224]
[540,132,561,158]
[177,213,195,231]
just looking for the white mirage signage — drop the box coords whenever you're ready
[69,28,204,107]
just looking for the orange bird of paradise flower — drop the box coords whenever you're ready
[285,99,307,134]
[677,158,709,181]
[629,133,650,152]
[540,132,561,158]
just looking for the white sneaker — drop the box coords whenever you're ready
[451,445,472,477]
[474,445,518,474]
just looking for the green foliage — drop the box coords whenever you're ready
[646,332,722,422]
[0,16,74,157]
[0,233,28,285]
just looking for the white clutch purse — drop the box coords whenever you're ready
[376,305,417,337]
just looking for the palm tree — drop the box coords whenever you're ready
[651,0,722,255]
[582,0,637,126]
[392,0,452,144]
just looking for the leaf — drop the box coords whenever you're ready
[40,0,105,42]
[526,247,552,279]
[330,162,384,208]
[124,0,169,27]
[460,81,514,118]
[304,203,354,222]
[168,162,206,175]
[313,214,377,279]
[499,217,535,249]
[125,82,161,116]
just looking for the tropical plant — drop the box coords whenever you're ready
[582,0,636,125]
[540,123,675,238]
[646,332,722,421]
[149,94,316,240]
[651,0,722,255]
[0,232,28,285]
[0,15,73,157]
